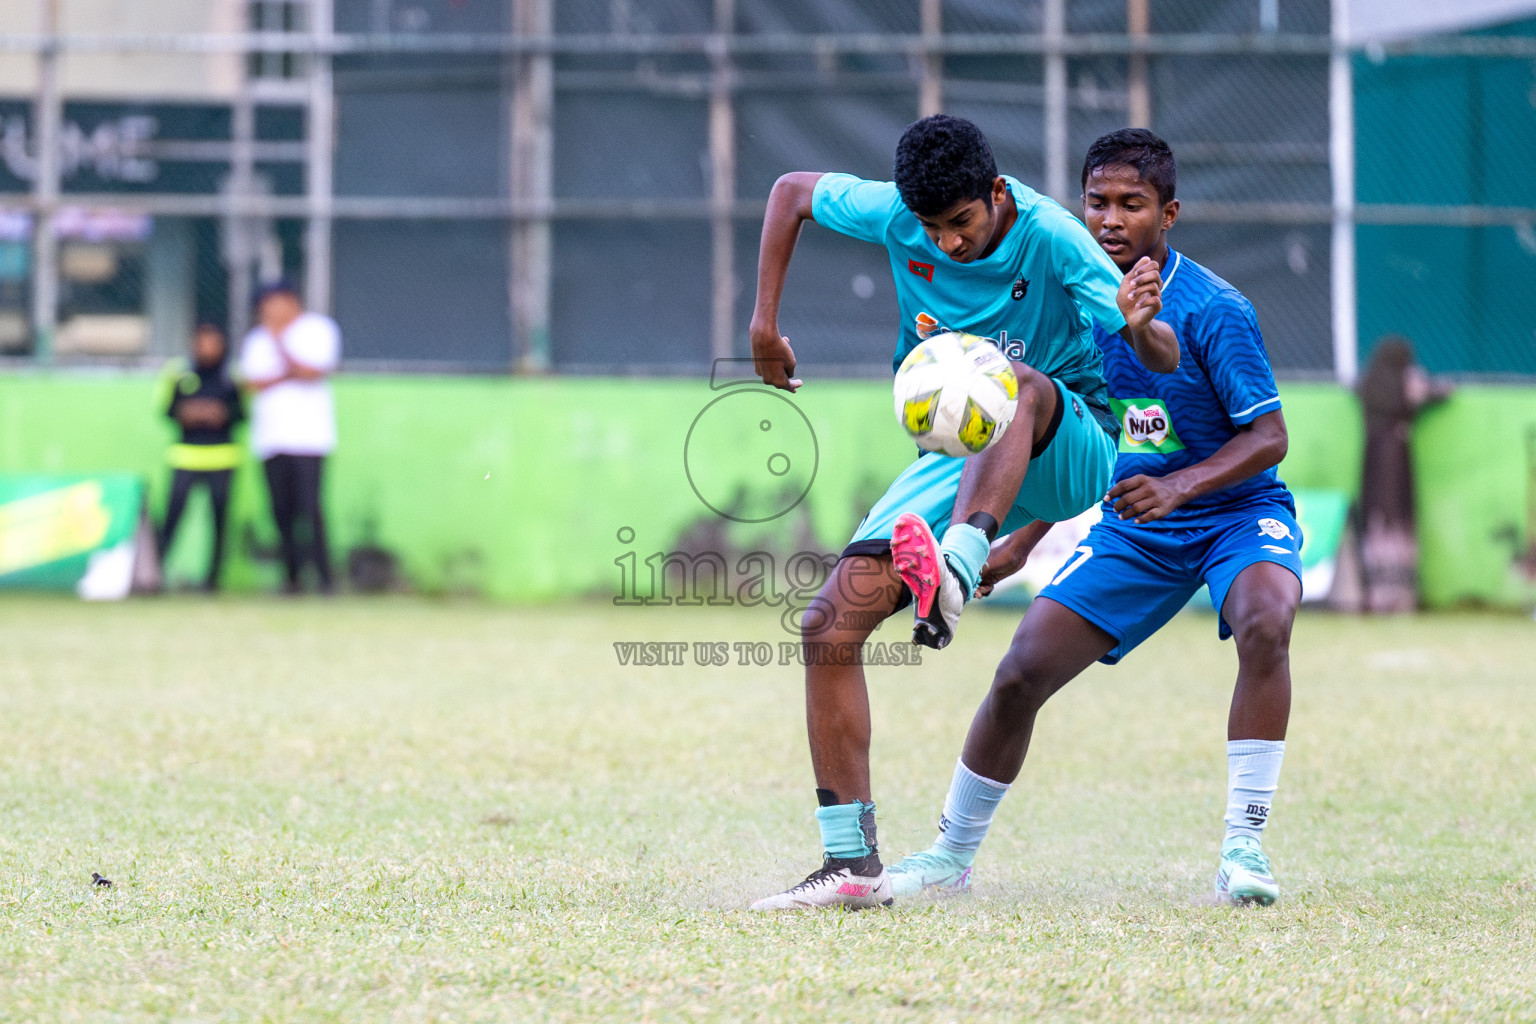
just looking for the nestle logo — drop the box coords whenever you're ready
[908,260,934,281]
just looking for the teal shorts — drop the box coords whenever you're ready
[845,379,1116,556]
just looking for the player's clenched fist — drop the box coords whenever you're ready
[1116,255,1164,331]
[749,319,802,392]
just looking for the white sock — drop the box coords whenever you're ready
[1224,739,1285,846]
[934,759,1010,860]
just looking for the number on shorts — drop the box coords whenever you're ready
[1050,545,1093,587]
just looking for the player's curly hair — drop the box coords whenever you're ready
[1081,128,1177,205]
[893,115,999,217]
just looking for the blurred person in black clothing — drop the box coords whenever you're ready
[160,323,244,591]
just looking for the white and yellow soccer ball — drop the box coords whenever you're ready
[893,332,1019,457]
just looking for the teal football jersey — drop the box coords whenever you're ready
[812,172,1128,427]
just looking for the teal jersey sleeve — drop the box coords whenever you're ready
[1045,205,1127,335]
[811,173,904,245]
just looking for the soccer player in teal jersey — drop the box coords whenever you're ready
[889,129,1299,906]
[747,116,1178,911]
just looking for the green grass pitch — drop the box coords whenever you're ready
[1,595,1533,1021]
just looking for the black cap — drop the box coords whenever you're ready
[253,278,301,307]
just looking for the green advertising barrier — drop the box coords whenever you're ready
[0,474,145,597]
[0,372,1527,609]
[1292,488,1349,599]
[1413,386,1536,609]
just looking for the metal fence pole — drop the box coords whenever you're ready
[304,0,335,314]
[227,53,257,342]
[1044,0,1068,203]
[919,0,942,117]
[1260,0,1280,33]
[708,0,736,362]
[1127,0,1152,128]
[29,0,61,363]
[1329,0,1358,385]
[509,0,553,371]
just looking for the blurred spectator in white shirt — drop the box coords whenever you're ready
[239,281,341,594]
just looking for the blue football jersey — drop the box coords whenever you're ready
[1092,248,1293,526]
[812,173,1128,429]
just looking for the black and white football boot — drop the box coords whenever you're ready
[748,854,894,912]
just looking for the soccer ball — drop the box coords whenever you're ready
[893,332,1019,457]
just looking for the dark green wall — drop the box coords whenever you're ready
[1353,19,1536,375]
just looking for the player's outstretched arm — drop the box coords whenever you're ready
[1109,409,1288,523]
[749,172,823,392]
[1116,256,1180,373]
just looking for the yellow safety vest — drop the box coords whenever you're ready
[168,443,242,472]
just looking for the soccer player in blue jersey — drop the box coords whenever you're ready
[888,128,1299,906]
[746,116,1179,911]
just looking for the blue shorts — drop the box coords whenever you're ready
[845,379,1116,555]
[1039,504,1304,664]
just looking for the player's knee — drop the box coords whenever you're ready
[1012,363,1054,414]
[800,563,893,642]
[1234,606,1293,662]
[798,592,840,641]
[987,651,1055,723]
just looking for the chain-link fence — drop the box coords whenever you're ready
[0,0,1532,379]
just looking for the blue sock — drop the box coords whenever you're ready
[934,759,1009,863]
[816,800,876,860]
[939,522,991,595]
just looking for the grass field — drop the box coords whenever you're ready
[1,596,1533,1022]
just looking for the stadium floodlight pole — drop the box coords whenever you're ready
[305,0,336,316]
[1043,0,1068,203]
[1329,0,1358,386]
[29,0,61,365]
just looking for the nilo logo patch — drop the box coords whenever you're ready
[1110,397,1185,455]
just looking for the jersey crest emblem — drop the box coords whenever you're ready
[1257,518,1295,542]
[1111,398,1186,455]
[1011,277,1028,301]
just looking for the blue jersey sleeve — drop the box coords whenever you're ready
[811,173,902,245]
[1047,206,1127,335]
[1194,290,1281,424]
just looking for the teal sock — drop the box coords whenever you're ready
[939,522,991,595]
[815,800,876,860]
